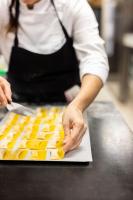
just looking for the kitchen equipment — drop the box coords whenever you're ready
[6,102,35,116]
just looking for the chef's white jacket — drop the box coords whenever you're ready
[0,0,109,83]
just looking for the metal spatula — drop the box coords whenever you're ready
[6,102,35,116]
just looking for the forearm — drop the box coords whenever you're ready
[70,74,103,112]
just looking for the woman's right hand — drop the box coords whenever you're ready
[0,77,12,106]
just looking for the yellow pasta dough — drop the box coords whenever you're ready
[0,106,65,161]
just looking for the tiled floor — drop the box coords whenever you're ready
[95,80,133,131]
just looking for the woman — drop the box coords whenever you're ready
[0,0,109,152]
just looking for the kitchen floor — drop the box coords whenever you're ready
[95,80,133,131]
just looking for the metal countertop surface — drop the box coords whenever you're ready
[0,101,133,200]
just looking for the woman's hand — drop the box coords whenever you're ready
[0,77,12,106]
[62,104,87,153]
[62,74,103,153]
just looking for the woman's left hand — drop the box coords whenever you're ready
[62,104,87,153]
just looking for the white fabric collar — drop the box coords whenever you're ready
[19,0,50,11]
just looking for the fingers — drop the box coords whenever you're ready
[63,123,71,137]
[1,81,12,102]
[63,123,87,153]
[62,103,87,153]
[0,87,8,106]
[62,122,71,147]
[0,77,12,106]
[62,111,72,142]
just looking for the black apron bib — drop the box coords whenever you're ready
[8,0,80,103]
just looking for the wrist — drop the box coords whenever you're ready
[69,98,85,113]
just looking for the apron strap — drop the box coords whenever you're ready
[14,0,70,47]
[50,0,70,40]
[14,0,20,47]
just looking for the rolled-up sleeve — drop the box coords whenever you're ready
[71,0,109,84]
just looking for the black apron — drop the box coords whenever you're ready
[8,0,80,104]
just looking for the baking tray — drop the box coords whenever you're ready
[0,106,92,163]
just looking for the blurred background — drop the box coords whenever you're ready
[0,0,133,130]
[89,0,133,130]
